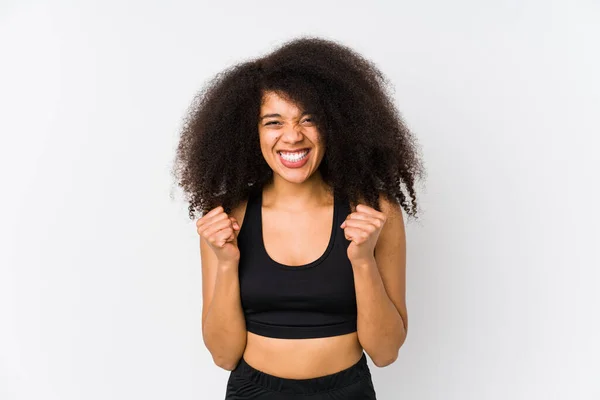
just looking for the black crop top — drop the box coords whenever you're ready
[237,186,358,339]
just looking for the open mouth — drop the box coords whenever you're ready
[277,148,311,168]
[277,148,310,162]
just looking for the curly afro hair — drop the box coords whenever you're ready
[172,36,425,220]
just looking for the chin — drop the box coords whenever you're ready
[279,173,312,184]
[272,166,312,182]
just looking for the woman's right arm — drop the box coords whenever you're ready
[199,211,247,371]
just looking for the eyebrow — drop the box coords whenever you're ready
[260,111,311,120]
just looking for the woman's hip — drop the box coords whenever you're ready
[225,352,377,400]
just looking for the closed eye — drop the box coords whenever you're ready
[265,118,312,126]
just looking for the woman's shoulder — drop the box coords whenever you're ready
[229,191,255,233]
[230,200,248,222]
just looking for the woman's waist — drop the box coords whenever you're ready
[242,331,364,379]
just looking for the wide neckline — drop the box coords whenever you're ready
[258,188,338,270]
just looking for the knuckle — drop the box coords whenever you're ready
[217,212,229,221]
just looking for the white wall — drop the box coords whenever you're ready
[1,1,598,399]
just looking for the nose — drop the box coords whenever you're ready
[281,125,304,144]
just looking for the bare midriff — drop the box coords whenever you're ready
[242,331,364,379]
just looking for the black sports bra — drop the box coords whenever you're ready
[237,186,358,339]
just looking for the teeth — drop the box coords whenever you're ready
[279,150,309,162]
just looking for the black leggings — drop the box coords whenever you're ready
[224,352,377,399]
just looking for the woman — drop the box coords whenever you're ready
[174,36,425,399]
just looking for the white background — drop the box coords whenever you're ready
[1,1,598,399]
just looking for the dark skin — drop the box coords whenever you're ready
[197,92,407,378]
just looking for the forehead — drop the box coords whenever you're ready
[260,91,303,115]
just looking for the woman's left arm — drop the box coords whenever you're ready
[341,195,408,367]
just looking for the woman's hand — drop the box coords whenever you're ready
[341,204,387,265]
[196,206,241,264]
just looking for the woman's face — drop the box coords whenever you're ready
[257,91,325,184]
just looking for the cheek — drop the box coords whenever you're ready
[314,134,325,150]
[310,128,323,144]
[258,131,278,152]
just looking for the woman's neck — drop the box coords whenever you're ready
[263,174,333,212]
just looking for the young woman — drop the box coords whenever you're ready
[174,36,425,399]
